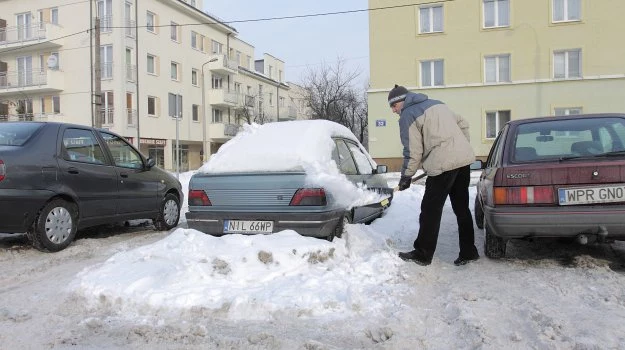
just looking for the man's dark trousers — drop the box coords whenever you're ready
[413,165,477,261]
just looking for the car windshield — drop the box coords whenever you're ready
[0,122,44,146]
[512,117,625,162]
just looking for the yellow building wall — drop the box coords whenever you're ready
[368,0,625,165]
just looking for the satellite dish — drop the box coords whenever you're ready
[47,55,58,70]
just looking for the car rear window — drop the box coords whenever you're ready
[512,117,625,162]
[0,122,43,146]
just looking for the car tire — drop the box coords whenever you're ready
[484,223,506,259]
[153,193,180,231]
[474,196,484,229]
[328,212,352,241]
[27,199,78,252]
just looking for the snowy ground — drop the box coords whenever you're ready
[1,172,625,349]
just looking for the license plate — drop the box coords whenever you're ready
[223,220,274,234]
[558,184,625,205]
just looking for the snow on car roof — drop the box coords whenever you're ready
[198,120,384,208]
[199,120,358,174]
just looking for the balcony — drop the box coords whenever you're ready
[0,69,64,97]
[207,54,238,75]
[0,22,64,52]
[208,122,241,142]
[0,113,50,122]
[125,20,136,38]
[238,94,255,107]
[126,64,137,82]
[207,88,238,107]
[278,105,298,121]
[126,108,137,127]
[98,107,115,126]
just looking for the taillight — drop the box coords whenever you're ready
[494,186,555,205]
[290,188,327,206]
[0,160,5,182]
[188,189,211,206]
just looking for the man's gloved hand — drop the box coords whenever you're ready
[398,175,412,191]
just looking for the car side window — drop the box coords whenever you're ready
[345,140,374,174]
[100,132,144,169]
[334,140,358,175]
[487,125,507,168]
[62,128,107,165]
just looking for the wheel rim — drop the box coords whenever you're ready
[163,199,179,226]
[44,207,73,244]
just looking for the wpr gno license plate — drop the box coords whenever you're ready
[558,184,625,205]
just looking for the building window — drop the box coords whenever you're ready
[192,104,199,121]
[192,69,198,86]
[171,61,179,81]
[483,0,509,28]
[211,40,223,54]
[554,107,582,116]
[51,8,59,24]
[191,32,204,51]
[420,60,444,87]
[168,93,182,118]
[553,0,580,22]
[269,93,273,106]
[146,11,155,32]
[486,110,510,139]
[484,54,510,83]
[419,5,443,33]
[170,22,178,41]
[554,49,581,79]
[53,96,60,113]
[212,109,223,123]
[147,54,156,74]
[147,96,157,116]
[212,74,223,89]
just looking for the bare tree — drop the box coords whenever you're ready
[301,59,369,145]
[234,91,271,125]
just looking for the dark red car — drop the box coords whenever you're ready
[474,113,625,258]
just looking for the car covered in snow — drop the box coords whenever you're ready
[0,121,183,252]
[185,120,393,240]
[474,113,625,258]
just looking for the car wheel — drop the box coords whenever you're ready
[27,199,78,252]
[153,193,180,231]
[328,212,352,241]
[474,196,484,229]
[484,222,506,259]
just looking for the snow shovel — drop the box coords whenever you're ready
[393,173,427,192]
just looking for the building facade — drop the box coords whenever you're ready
[0,0,304,171]
[368,0,625,169]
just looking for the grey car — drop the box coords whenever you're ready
[185,121,393,240]
[0,122,183,252]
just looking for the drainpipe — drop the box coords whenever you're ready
[135,0,140,149]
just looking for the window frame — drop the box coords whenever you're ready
[146,54,156,75]
[419,5,444,34]
[147,96,157,116]
[485,110,511,139]
[484,54,511,83]
[552,0,581,23]
[170,61,179,81]
[146,11,156,33]
[192,104,199,122]
[170,22,179,42]
[483,0,509,28]
[420,59,444,87]
[553,49,582,79]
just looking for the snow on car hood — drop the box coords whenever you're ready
[198,120,386,208]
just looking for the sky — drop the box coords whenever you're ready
[57,121,625,348]
[204,0,370,86]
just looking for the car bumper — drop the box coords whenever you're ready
[0,189,54,233]
[185,209,344,238]
[484,204,625,239]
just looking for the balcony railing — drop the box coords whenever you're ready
[0,113,50,122]
[125,20,136,38]
[100,62,113,80]
[99,107,115,125]
[99,15,113,33]
[126,108,137,126]
[207,54,239,75]
[0,22,46,44]
[0,69,47,89]
[224,123,241,136]
[126,64,136,82]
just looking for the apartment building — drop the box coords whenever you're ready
[368,0,625,169]
[0,0,303,171]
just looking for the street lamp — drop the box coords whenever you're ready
[201,57,218,162]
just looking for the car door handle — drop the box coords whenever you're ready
[67,167,79,174]
[120,172,129,178]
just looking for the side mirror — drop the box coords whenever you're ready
[146,157,156,169]
[469,160,484,170]
[374,164,388,174]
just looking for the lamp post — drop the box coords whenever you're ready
[201,57,218,162]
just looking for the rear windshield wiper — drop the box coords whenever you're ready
[560,150,625,161]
